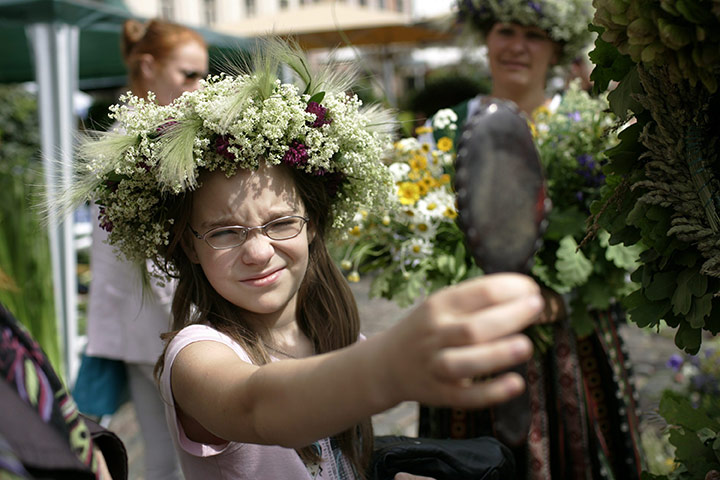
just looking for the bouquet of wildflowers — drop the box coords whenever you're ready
[340,81,640,336]
[337,125,481,308]
[530,81,642,335]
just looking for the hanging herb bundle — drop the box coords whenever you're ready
[590,0,720,354]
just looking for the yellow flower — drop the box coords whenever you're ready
[528,120,537,139]
[533,105,551,119]
[420,175,436,190]
[340,259,352,270]
[426,202,437,211]
[382,215,391,226]
[443,206,457,219]
[349,225,362,236]
[397,182,421,205]
[439,174,450,185]
[415,126,433,135]
[407,170,421,181]
[421,143,431,153]
[417,182,428,196]
[417,223,429,233]
[437,136,453,152]
[412,244,422,253]
[347,271,360,282]
[410,155,427,171]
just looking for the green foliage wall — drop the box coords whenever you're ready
[0,85,61,373]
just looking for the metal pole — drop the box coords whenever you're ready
[27,22,80,385]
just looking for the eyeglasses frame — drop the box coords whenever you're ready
[188,215,309,250]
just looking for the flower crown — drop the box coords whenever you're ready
[456,0,594,64]
[69,40,395,266]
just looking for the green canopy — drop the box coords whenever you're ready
[0,0,252,382]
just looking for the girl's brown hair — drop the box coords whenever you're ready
[122,19,206,87]
[155,164,373,476]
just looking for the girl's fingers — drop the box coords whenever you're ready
[436,293,544,347]
[430,273,540,313]
[429,334,533,380]
[435,372,527,410]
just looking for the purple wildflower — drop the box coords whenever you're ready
[323,171,345,197]
[306,101,332,128]
[282,140,309,167]
[529,1,542,14]
[215,135,236,160]
[98,206,113,232]
[104,180,119,193]
[568,111,582,122]
[156,120,178,134]
[667,353,684,371]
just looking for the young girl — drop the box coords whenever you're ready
[66,40,545,479]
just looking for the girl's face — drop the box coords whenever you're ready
[485,22,559,92]
[184,164,313,325]
[145,40,208,106]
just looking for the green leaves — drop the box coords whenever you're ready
[555,236,593,288]
[607,66,645,120]
[657,390,720,478]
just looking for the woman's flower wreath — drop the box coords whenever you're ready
[68,41,395,268]
[455,0,595,64]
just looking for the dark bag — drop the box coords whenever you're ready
[369,435,515,480]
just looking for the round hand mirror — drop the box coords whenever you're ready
[453,98,550,447]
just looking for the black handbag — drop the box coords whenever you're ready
[369,435,516,480]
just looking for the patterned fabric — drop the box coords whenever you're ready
[419,310,643,480]
[0,432,31,479]
[0,304,103,478]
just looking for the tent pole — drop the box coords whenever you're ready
[27,22,80,385]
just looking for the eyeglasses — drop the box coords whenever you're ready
[189,215,309,250]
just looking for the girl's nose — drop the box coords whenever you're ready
[508,35,528,52]
[240,232,274,265]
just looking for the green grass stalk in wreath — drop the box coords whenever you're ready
[589,0,720,355]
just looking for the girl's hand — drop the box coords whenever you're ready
[539,286,566,323]
[374,273,543,410]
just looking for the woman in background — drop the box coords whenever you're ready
[82,18,208,480]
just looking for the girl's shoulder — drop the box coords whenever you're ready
[167,324,252,364]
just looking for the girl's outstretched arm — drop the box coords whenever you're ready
[170,272,544,448]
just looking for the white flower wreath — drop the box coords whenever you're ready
[66,40,396,267]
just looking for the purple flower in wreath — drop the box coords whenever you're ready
[323,171,345,197]
[283,140,309,167]
[104,179,119,193]
[156,120,178,134]
[568,111,582,122]
[98,206,113,232]
[529,1,543,14]
[306,101,332,128]
[215,135,236,160]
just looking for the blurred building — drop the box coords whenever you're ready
[120,0,460,107]
[122,0,412,29]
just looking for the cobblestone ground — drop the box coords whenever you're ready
[109,277,679,480]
